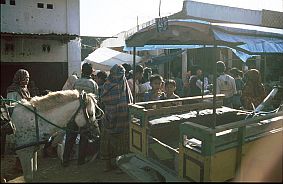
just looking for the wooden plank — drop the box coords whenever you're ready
[215,118,282,146]
[129,104,146,110]
[134,94,225,108]
[149,136,179,154]
[213,111,283,133]
[146,101,223,116]
[235,127,245,178]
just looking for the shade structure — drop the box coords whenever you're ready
[125,18,283,128]
[84,47,142,71]
[125,19,283,55]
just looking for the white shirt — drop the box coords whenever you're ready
[73,78,99,95]
[216,74,237,98]
[139,81,152,93]
[127,78,140,94]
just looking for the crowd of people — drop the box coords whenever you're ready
[1,61,268,174]
[119,61,266,111]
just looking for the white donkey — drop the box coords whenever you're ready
[10,90,101,181]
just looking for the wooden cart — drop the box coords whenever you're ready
[117,95,283,182]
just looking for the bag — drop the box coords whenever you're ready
[1,103,16,135]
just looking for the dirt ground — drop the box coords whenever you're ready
[1,153,136,183]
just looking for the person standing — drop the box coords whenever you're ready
[164,79,182,106]
[171,72,184,97]
[100,64,133,171]
[241,69,266,110]
[95,70,108,109]
[127,65,144,102]
[62,63,99,167]
[143,74,166,102]
[62,74,78,90]
[6,69,31,101]
[164,79,180,99]
[216,61,237,108]
[122,63,132,80]
[183,69,192,97]
[73,63,98,95]
[94,70,108,137]
[188,65,204,97]
[140,67,153,93]
[229,68,244,109]
[5,69,31,173]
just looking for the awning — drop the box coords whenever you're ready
[124,44,257,62]
[125,19,283,56]
[83,47,142,71]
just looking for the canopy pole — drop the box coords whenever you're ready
[212,44,217,129]
[133,47,136,104]
[264,56,267,83]
[202,45,206,99]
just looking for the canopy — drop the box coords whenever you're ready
[84,47,142,71]
[124,44,257,62]
[125,19,283,56]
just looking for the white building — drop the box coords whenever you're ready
[0,0,81,96]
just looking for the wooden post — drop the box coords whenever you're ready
[133,47,136,104]
[212,44,217,129]
[235,126,246,180]
[202,45,206,98]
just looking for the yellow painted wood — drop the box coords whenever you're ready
[130,121,146,156]
[178,144,184,179]
[132,131,142,149]
[150,143,174,160]
[186,159,201,181]
[210,148,237,181]
[180,129,282,182]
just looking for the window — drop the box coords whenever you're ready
[37,3,43,8]
[42,44,51,53]
[46,4,53,9]
[9,0,15,5]
[0,0,6,4]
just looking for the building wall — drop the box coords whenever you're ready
[1,0,81,94]
[1,0,79,34]
[184,0,262,25]
[68,39,81,76]
[66,0,80,35]
[0,36,81,79]
[1,37,67,63]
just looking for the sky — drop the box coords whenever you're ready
[80,0,283,37]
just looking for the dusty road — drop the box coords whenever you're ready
[1,154,136,183]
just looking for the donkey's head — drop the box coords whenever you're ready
[75,91,103,140]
